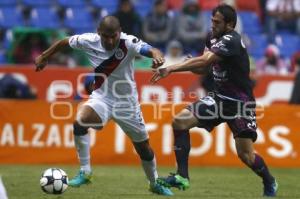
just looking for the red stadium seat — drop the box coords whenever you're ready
[167,0,184,10]
[236,0,261,19]
[198,0,220,10]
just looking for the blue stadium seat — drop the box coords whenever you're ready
[57,0,86,7]
[134,1,153,15]
[247,34,268,59]
[0,7,24,28]
[30,8,60,29]
[0,0,17,6]
[22,0,52,7]
[203,10,212,29]
[90,0,118,13]
[64,8,95,31]
[134,1,152,17]
[73,27,96,35]
[0,52,7,64]
[239,11,261,34]
[277,33,300,58]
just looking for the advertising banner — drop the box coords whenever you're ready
[0,101,299,167]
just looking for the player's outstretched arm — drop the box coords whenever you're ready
[35,38,70,72]
[139,44,165,69]
[183,54,208,75]
[151,51,221,83]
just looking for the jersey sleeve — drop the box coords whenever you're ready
[210,35,239,57]
[126,35,150,56]
[69,33,92,50]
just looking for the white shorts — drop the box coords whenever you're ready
[83,93,148,142]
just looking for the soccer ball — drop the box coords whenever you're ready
[40,168,68,194]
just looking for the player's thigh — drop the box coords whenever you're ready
[77,99,112,128]
[227,110,258,142]
[183,96,222,131]
[113,105,148,143]
[172,108,200,130]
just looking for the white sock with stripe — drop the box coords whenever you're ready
[74,134,91,173]
[141,156,158,186]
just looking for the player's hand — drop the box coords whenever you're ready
[151,49,165,69]
[152,56,165,69]
[150,67,171,84]
[35,55,48,72]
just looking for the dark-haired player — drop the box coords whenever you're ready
[151,4,278,197]
[35,16,173,196]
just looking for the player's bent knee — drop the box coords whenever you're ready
[172,117,188,130]
[77,115,92,126]
[77,115,103,130]
[73,122,88,136]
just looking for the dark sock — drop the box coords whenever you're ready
[173,129,190,179]
[251,154,274,183]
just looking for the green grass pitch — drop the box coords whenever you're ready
[0,165,299,199]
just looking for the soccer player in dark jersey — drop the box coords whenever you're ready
[151,4,278,197]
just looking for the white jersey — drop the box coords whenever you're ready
[69,32,148,101]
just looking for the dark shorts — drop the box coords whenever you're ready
[186,95,258,142]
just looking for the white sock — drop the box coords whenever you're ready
[74,134,91,173]
[141,156,158,186]
[0,177,8,199]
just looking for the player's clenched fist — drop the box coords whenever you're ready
[35,55,48,72]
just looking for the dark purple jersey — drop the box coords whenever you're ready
[206,31,254,102]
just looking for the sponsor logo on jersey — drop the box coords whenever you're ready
[223,35,232,40]
[213,66,228,81]
[212,41,225,49]
[132,37,141,43]
[115,48,125,60]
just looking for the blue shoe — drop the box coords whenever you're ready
[68,170,92,187]
[150,180,174,196]
[263,179,278,197]
[157,173,190,190]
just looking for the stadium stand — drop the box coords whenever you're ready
[236,0,261,17]
[64,7,95,34]
[247,34,268,60]
[29,8,60,29]
[90,0,119,14]
[276,33,300,58]
[0,0,298,70]
[22,0,52,7]
[239,11,261,34]
[57,0,86,7]
[0,0,18,6]
[0,7,24,29]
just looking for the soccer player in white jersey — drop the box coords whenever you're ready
[35,16,173,196]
